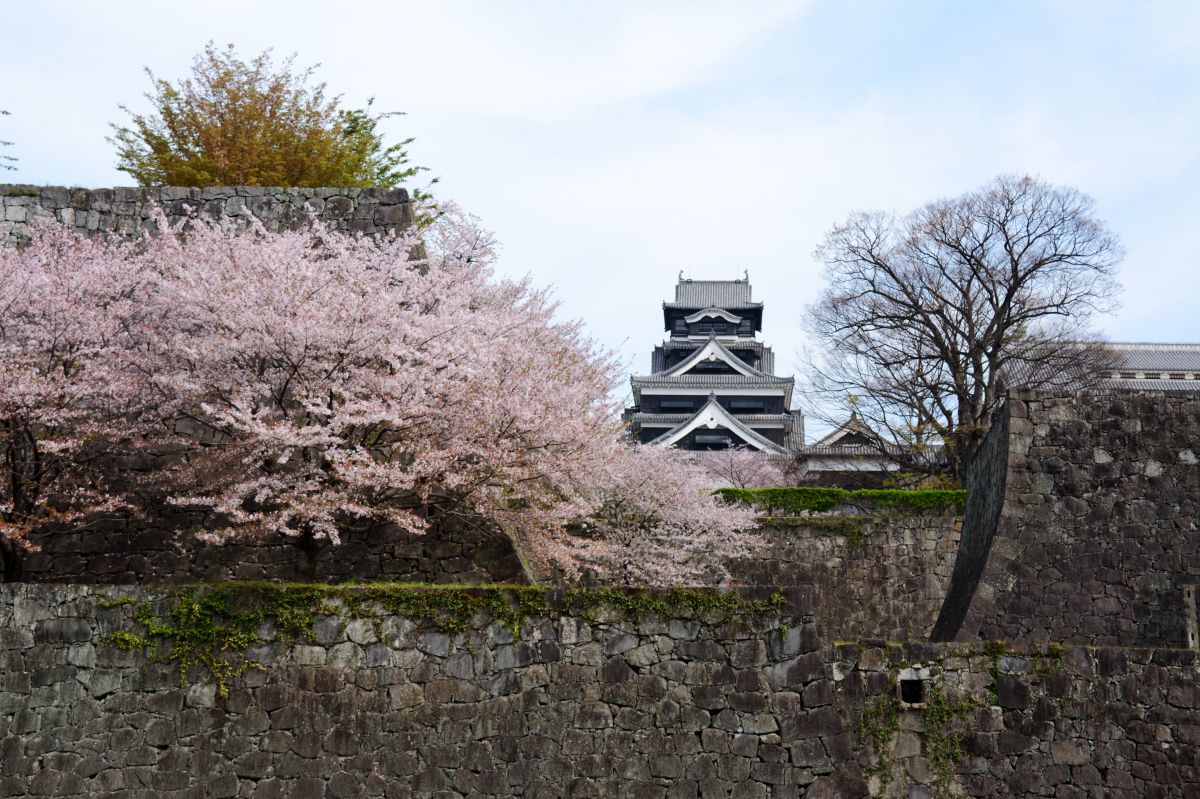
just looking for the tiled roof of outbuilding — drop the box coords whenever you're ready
[1109,342,1200,372]
[1103,379,1200,392]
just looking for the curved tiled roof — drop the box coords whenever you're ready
[1102,379,1200,392]
[683,307,743,324]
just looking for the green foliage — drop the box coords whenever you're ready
[858,693,901,788]
[109,42,433,192]
[715,487,965,515]
[94,596,135,608]
[756,515,871,547]
[921,686,983,795]
[982,640,1009,659]
[881,471,962,490]
[103,630,149,650]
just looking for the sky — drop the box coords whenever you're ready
[3,1,1199,435]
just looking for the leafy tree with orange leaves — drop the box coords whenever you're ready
[110,43,432,191]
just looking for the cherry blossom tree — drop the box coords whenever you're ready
[0,207,757,583]
[549,444,761,584]
[693,446,787,489]
[0,222,152,579]
[131,207,756,582]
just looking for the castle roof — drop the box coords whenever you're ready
[663,278,762,310]
[658,337,774,380]
[631,373,792,388]
[645,395,789,455]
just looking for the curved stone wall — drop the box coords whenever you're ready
[929,402,1011,640]
[953,389,1200,646]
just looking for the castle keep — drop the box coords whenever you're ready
[625,276,801,454]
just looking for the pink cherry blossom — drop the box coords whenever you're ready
[0,206,758,583]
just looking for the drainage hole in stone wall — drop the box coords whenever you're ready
[900,678,925,704]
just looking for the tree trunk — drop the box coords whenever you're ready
[0,538,23,583]
[293,533,326,580]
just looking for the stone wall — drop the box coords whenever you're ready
[5,585,1200,798]
[12,507,960,639]
[0,583,866,799]
[16,517,525,586]
[832,639,1200,798]
[954,389,1200,646]
[0,185,414,247]
[732,516,961,641]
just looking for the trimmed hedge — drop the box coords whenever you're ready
[714,487,965,514]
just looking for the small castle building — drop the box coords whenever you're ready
[625,275,801,454]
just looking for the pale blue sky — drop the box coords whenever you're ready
[3,1,1198,425]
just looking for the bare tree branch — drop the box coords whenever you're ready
[804,175,1122,476]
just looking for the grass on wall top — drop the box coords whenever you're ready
[714,486,966,515]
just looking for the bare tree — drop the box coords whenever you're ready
[805,175,1122,477]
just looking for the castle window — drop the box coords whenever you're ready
[1170,373,1185,380]
[693,433,732,449]
[694,360,734,373]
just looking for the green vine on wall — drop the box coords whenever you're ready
[856,682,981,797]
[858,693,901,789]
[920,686,982,796]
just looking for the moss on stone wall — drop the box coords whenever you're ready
[100,582,785,698]
[716,487,965,515]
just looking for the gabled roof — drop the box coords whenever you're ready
[630,412,793,425]
[683,307,743,324]
[809,414,879,448]
[661,337,772,379]
[647,395,788,455]
[798,414,930,458]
